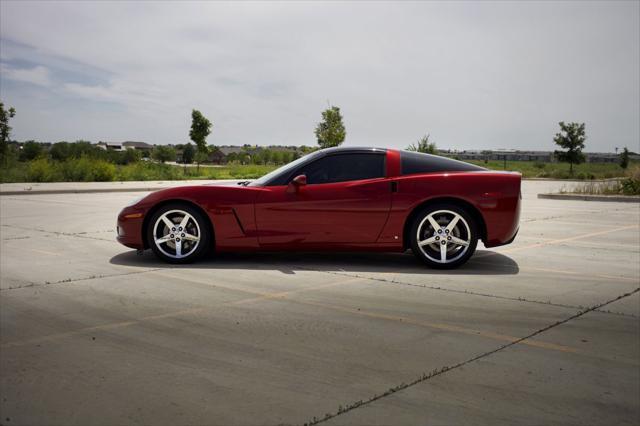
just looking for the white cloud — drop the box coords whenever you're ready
[0,64,51,87]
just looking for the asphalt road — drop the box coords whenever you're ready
[1,181,638,426]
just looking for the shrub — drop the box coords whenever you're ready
[620,166,640,195]
[533,161,546,169]
[27,158,60,182]
[151,146,176,163]
[50,142,71,161]
[104,148,142,165]
[59,157,115,182]
[116,162,183,181]
[550,169,570,179]
[60,157,91,181]
[92,160,116,181]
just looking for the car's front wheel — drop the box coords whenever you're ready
[410,204,478,269]
[147,203,211,263]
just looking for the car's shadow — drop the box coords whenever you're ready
[110,249,518,275]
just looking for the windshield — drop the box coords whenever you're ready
[249,150,321,186]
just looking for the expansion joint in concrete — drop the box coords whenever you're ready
[304,287,640,426]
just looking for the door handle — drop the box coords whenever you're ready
[390,181,398,193]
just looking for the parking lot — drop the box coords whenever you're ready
[1,180,638,426]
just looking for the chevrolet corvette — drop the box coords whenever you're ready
[117,147,521,268]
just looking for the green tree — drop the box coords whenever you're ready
[122,148,142,164]
[182,143,195,164]
[407,134,438,154]
[152,145,176,163]
[553,121,586,175]
[620,147,630,169]
[69,140,97,158]
[261,149,272,165]
[194,150,208,169]
[238,151,250,164]
[0,101,16,164]
[189,109,212,172]
[315,105,346,149]
[50,142,71,161]
[20,141,43,161]
[251,151,262,165]
[226,152,238,163]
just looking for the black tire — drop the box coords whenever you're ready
[410,203,478,269]
[146,203,212,264]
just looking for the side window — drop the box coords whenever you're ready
[401,151,485,175]
[294,153,385,184]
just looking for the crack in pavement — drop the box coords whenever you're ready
[0,196,112,206]
[303,287,640,426]
[1,235,31,241]
[1,224,115,242]
[0,268,164,291]
[295,267,639,319]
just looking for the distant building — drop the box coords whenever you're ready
[122,141,153,151]
[97,141,124,151]
[219,146,245,156]
[96,141,153,153]
[208,149,225,164]
[584,152,623,163]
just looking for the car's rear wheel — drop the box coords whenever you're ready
[410,204,478,269]
[147,203,211,264]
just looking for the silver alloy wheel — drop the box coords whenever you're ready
[416,209,471,264]
[152,209,201,259]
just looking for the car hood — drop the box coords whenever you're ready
[133,180,261,210]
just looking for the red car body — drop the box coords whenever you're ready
[117,148,520,253]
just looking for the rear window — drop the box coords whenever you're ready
[401,151,485,175]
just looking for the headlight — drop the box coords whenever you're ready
[125,195,145,207]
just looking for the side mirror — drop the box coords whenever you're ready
[287,174,307,193]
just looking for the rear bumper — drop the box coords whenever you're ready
[485,227,518,248]
[116,207,145,249]
[483,186,521,248]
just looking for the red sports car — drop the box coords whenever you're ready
[117,147,521,268]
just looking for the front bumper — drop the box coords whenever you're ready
[116,206,145,249]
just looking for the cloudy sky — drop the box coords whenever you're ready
[1,1,638,152]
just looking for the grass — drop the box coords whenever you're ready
[558,166,640,196]
[465,159,637,179]
[0,158,278,183]
[0,157,636,183]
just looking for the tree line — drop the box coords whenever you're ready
[0,99,634,174]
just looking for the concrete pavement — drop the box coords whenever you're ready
[0,181,638,425]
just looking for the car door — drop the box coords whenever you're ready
[254,152,391,247]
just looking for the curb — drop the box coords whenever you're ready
[0,187,172,196]
[525,177,622,182]
[538,193,640,203]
